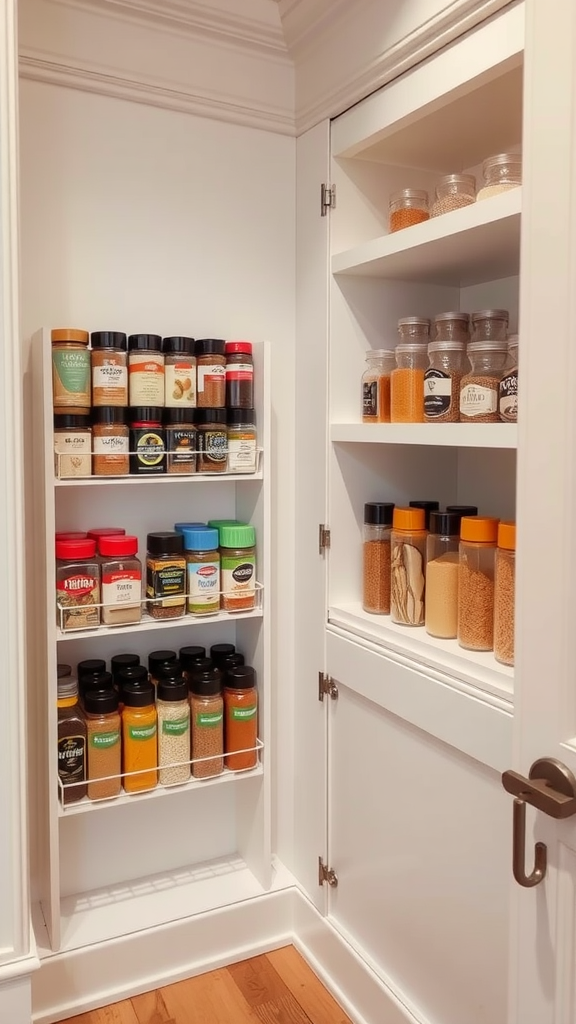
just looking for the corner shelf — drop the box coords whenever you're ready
[330,423,517,449]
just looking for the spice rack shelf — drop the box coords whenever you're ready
[330,423,517,449]
[331,188,521,286]
[56,604,264,642]
[55,468,264,487]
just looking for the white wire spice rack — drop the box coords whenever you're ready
[54,447,264,484]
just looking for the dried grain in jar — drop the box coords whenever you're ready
[163,336,196,408]
[52,328,91,414]
[183,528,221,615]
[90,332,128,406]
[389,189,429,232]
[494,521,515,666]
[390,507,427,626]
[390,343,428,423]
[99,534,142,626]
[84,681,121,801]
[146,532,186,619]
[128,334,164,406]
[122,681,158,793]
[431,174,476,216]
[424,341,467,422]
[56,538,100,630]
[458,516,499,651]
[459,342,508,422]
[477,152,522,200]
[224,666,258,771]
[190,670,224,778]
[425,512,463,639]
[156,676,191,785]
[195,339,226,407]
[54,414,91,479]
[362,502,394,615]
[361,350,394,423]
[92,407,129,476]
[164,407,197,474]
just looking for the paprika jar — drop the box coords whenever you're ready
[182,527,221,615]
[92,407,129,476]
[424,341,467,423]
[56,538,100,630]
[459,342,508,423]
[361,350,394,423]
[494,521,516,666]
[458,516,499,651]
[195,339,226,408]
[390,507,427,626]
[219,523,256,612]
[128,334,164,406]
[84,680,121,801]
[225,341,253,408]
[389,189,429,232]
[146,532,186,619]
[157,674,191,786]
[90,331,128,406]
[190,669,224,779]
[51,328,91,414]
[224,666,258,771]
[121,680,158,793]
[195,408,228,473]
[390,343,429,423]
[129,407,166,475]
[54,414,92,479]
[163,336,196,408]
[99,534,142,626]
[362,502,394,615]
[57,666,87,805]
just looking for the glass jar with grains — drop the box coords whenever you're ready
[390,343,429,423]
[51,328,91,414]
[458,516,499,651]
[92,407,129,476]
[397,317,431,344]
[390,507,427,626]
[146,531,186,619]
[54,414,92,479]
[361,350,395,423]
[499,334,518,423]
[121,680,158,794]
[190,668,224,779]
[156,673,191,786]
[57,665,87,805]
[195,339,226,408]
[470,309,509,344]
[425,512,462,639]
[99,533,142,626]
[56,538,100,630]
[477,152,522,201]
[459,341,508,422]
[163,336,196,408]
[362,502,394,615]
[389,189,429,232]
[494,521,516,666]
[84,679,121,801]
[430,174,476,217]
[424,341,467,422]
[90,332,128,406]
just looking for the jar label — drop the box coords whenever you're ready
[93,435,129,454]
[54,432,92,478]
[197,364,225,392]
[92,363,128,404]
[196,711,223,727]
[230,705,257,721]
[424,369,453,416]
[199,429,228,465]
[459,384,497,415]
[128,354,164,405]
[362,380,378,418]
[187,560,220,606]
[58,734,86,783]
[147,561,186,607]
[162,717,189,736]
[226,364,253,381]
[165,362,196,406]
[57,573,98,599]
[167,427,197,465]
[102,569,141,607]
[128,723,157,741]
[52,349,90,404]
[499,372,518,422]
[134,431,166,467]
[228,433,257,473]
[221,556,255,600]
[90,729,120,749]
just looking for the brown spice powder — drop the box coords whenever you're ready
[458,563,494,650]
[191,694,224,778]
[362,539,391,614]
[494,549,515,665]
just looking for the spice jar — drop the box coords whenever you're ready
[398,318,431,344]
[362,502,393,615]
[390,507,427,626]
[56,538,100,630]
[430,174,476,217]
[470,309,509,344]
[129,407,166,475]
[499,334,518,423]
[195,339,226,408]
[57,666,87,805]
[391,344,429,423]
[52,328,91,414]
[163,336,196,408]
[224,666,258,770]
[459,342,508,422]
[157,674,191,785]
[92,407,129,476]
[128,334,164,406]
[54,414,91,479]
[179,646,206,684]
[148,649,177,689]
[424,341,467,422]
[227,410,257,473]
[446,505,478,516]
[122,680,158,793]
[433,312,469,343]
[190,669,224,779]
[164,408,197,475]
[90,332,128,406]
[182,527,221,615]
[494,521,516,666]
[477,152,522,201]
[425,512,462,639]
[225,341,254,408]
[146,532,186,619]
[210,643,236,668]
[219,524,256,612]
[361,350,395,423]
[111,653,140,691]
[220,653,245,676]
[389,189,429,232]
[458,516,499,651]
[77,658,107,702]
[195,408,228,473]
[84,680,121,800]
[99,534,142,626]
[408,501,439,529]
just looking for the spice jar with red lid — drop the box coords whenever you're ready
[56,538,100,630]
[99,534,142,626]
[225,341,254,408]
[87,527,126,542]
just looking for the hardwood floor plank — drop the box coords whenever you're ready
[131,988,174,1024]
[65,1002,140,1024]
[266,946,353,1024]
[253,994,312,1024]
[160,968,261,1024]
[227,956,312,1024]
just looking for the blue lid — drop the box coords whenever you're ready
[182,528,219,551]
[174,522,207,533]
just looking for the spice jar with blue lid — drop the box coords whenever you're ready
[182,528,221,615]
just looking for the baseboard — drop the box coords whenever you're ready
[0,973,34,1024]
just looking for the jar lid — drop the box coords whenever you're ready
[163,408,196,426]
[392,507,426,531]
[156,660,183,682]
[157,678,188,702]
[409,501,439,529]
[220,653,245,672]
[190,670,223,697]
[146,531,184,556]
[210,644,236,665]
[436,173,476,188]
[219,524,256,548]
[56,531,88,541]
[122,680,155,707]
[117,665,149,687]
[428,341,466,353]
[57,677,78,700]
[57,663,73,679]
[395,342,429,354]
[195,338,226,356]
[428,511,463,536]
[148,649,177,672]
[182,527,219,551]
[225,341,252,354]
[390,189,428,202]
[227,409,256,426]
[460,516,499,543]
[498,521,516,550]
[162,336,195,354]
[364,502,394,526]
[87,528,126,540]
[365,349,395,359]
[110,654,140,679]
[78,659,106,681]
[467,341,508,353]
[174,522,208,533]
[98,534,139,557]
[84,684,118,715]
[129,407,163,423]
[471,309,509,323]
[434,311,470,323]
[90,332,127,350]
[194,408,227,426]
[56,538,97,559]
[190,657,215,678]
[51,328,89,344]
[225,665,256,689]
[398,317,431,329]
[54,414,91,429]
[179,646,206,670]
[483,152,522,169]
[446,505,478,517]
[128,334,162,351]
[92,407,128,425]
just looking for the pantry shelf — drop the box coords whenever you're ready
[54,469,264,487]
[56,606,264,642]
[331,188,521,286]
[330,423,517,449]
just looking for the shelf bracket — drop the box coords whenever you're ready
[321,183,336,216]
[318,672,338,702]
[318,856,339,887]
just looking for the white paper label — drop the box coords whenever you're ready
[102,570,141,607]
[93,434,129,454]
[424,376,452,398]
[197,364,225,392]
[93,364,127,389]
[228,437,257,473]
[459,384,497,416]
[165,362,196,406]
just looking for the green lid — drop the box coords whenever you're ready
[207,519,245,530]
[219,524,256,548]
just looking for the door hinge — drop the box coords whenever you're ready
[321,183,336,216]
[319,523,331,554]
[318,856,339,887]
[318,671,338,702]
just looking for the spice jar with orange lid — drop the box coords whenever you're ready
[390,507,427,626]
[391,343,428,423]
[458,516,499,651]
[494,521,516,666]
[224,666,258,771]
[122,680,158,793]
[52,328,91,414]
[389,189,429,232]
[90,332,128,406]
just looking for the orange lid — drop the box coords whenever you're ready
[51,328,89,344]
[498,521,516,550]
[393,506,426,531]
[460,516,499,543]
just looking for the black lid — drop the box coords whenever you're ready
[57,663,72,679]
[91,332,127,350]
[157,678,188,702]
[117,665,149,688]
[179,646,206,670]
[84,685,119,715]
[189,669,223,697]
[146,532,183,556]
[164,408,196,426]
[195,338,226,356]
[409,500,440,528]
[92,407,128,425]
[111,654,140,680]
[78,658,106,682]
[148,649,177,672]
[162,336,195,355]
[227,409,256,426]
[54,415,91,429]
[210,643,236,665]
[122,680,155,707]
[188,657,214,679]
[156,660,183,681]
[220,653,245,672]
[128,334,162,351]
[225,665,255,689]
[364,502,394,526]
[194,408,227,426]
[428,511,463,536]
[446,505,479,517]
[130,407,163,423]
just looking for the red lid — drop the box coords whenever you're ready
[56,538,97,560]
[87,527,126,540]
[225,341,252,354]
[55,531,88,541]
[99,534,138,557]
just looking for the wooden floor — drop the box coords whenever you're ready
[64,945,353,1024]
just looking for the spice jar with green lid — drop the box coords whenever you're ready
[182,527,221,615]
[52,328,91,414]
[219,524,256,612]
[57,665,87,805]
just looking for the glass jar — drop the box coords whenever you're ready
[390,507,427,626]
[99,534,142,626]
[425,511,462,639]
[190,670,224,779]
[225,341,254,408]
[408,501,439,529]
[494,521,516,666]
[121,680,158,793]
[195,339,226,408]
[458,516,499,651]
[195,408,228,473]
[156,675,191,786]
[361,350,395,423]
[164,408,197,475]
[129,407,166,475]
[84,680,121,800]
[90,331,128,406]
[459,341,508,422]
[424,341,467,422]
[219,524,256,612]
[54,414,92,479]
[57,666,87,805]
[92,407,129,476]
[224,666,258,770]
[179,646,207,684]
[148,649,177,689]
[128,334,164,406]
[470,309,509,343]
[397,318,431,344]
[163,336,196,408]
[433,312,470,344]
[431,174,476,217]
[51,328,91,414]
[146,532,186,619]
[227,409,257,473]
[477,152,522,200]
[55,538,100,630]
[362,502,394,615]
[389,189,429,232]
[390,343,429,423]
[499,334,518,423]
[182,527,221,615]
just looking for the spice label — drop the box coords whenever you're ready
[228,433,257,473]
[197,364,225,392]
[196,711,223,728]
[92,363,128,404]
[167,427,197,465]
[128,723,157,741]
[132,430,166,471]
[162,717,189,736]
[52,349,91,397]
[459,383,497,416]
[102,569,142,608]
[226,364,253,381]
[499,372,518,422]
[199,429,227,465]
[57,573,98,599]
[54,432,92,478]
[424,369,453,416]
[165,363,196,406]
[128,355,165,405]
[221,556,255,599]
[93,435,129,455]
[230,705,257,721]
[362,381,378,419]
[58,735,86,783]
[187,561,220,605]
[90,729,120,749]
[147,562,186,607]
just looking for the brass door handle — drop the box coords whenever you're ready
[502,758,576,888]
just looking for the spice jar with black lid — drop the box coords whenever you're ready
[224,665,258,771]
[91,332,128,407]
[129,407,166,474]
[190,669,224,779]
[78,658,106,691]
[84,680,121,800]
[92,407,129,476]
[225,341,254,408]
[179,646,207,682]
[409,501,439,529]
[146,531,186,619]
[164,407,197,475]
[111,654,140,690]
[195,408,228,473]
[425,512,462,639]
[163,336,196,408]
[210,643,236,667]
[54,414,92,479]
[195,339,226,408]
[227,409,257,474]
[57,666,87,805]
[128,334,164,406]
[148,649,177,688]
[363,502,394,615]
[446,505,478,517]
[157,675,191,786]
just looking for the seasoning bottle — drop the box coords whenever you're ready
[390,344,429,423]
[195,339,226,408]
[56,538,100,631]
[54,414,92,479]
[92,407,129,476]
[157,674,191,786]
[129,407,166,474]
[195,408,228,473]
[164,408,197,475]
[111,653,140,691]
[430,174,476,217]
[425,512,462,639]
[122,680,158,793]
[182,528,221,615]
[397,318,431,344]
[225,341,254,408]
[224,666,258,771]
[361,351,395,423]
[128,334,164,406]
[390,507,427,626]
[179,646,206,684]
[57,665,87,805]
[362,502,394,615]
[190,669,224,779]
[84,679,121,800]
[220,653,245,676]
[424,341,467,422]
[433,312,470,344]
[227,409,257,474]
[494,521,516,666]
[219,524,256,612]
[148,649,177,689]
[408,500,439,530]
[163,336,196,408]
[459,342,508,423]
[116,664,148,713]
[51,328,91,414]
[77,658,107,706]
[389,189,429,232]
[99,534,142,626]
[210,643,236,668]
[90,332,128,406]
[470,309,509,344]
[458,516,499,651]
[446,505,478,517]
[146,532,186,619]
[499,334,518,423]
[477,152,522,201]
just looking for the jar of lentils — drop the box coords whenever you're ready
[390,343,429,423]
[477,152,522,201]
[459,341,508,422]
[389,189,429,233]
[424,341,467,422]
[430,174,476,217]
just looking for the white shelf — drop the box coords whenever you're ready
[55,470,263,488]
[330,423,517,449]
[56,606,263,642]
[331,189,521,287]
